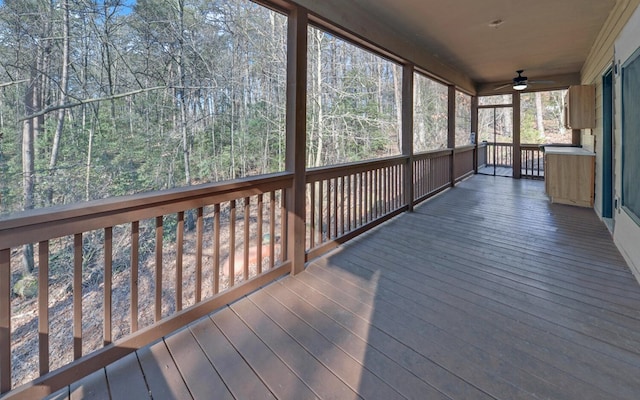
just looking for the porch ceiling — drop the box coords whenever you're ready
[349,0,616,88]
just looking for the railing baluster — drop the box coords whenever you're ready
[104,227,113,346]
[38,240,49,376]
[361,172,364,222]
[269,192,275,270]
[131,221,139,333]
[257,195,263,274]
[326,179,332,240]
[229,200,236,286]
[385,166,390,214]
[213,204,221,294]
[73,233,82,359]
[309,183,315,249]
[318,180,324,243]
[176,212,184,312]
[333,177,338,238]
[374,169,378,216]
[346,175,351,232]
[365,170,369,222]
[1,248,11,393]
[155,216,163,322]
[339,176,345,236]
[195,208,203,303]
[243,197,250,280]
[280,190,286,263]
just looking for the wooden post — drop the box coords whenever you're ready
[572,129,581,145]
[512,92,522,179]
[447,85,456,186]
[471,95,479,173]
[0,249,10,393]
[402,64,414,211]
[286,6,307,275]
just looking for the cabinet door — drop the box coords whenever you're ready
[566,85,595,129]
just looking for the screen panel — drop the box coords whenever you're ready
[622,48,640,224]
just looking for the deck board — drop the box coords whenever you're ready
[63,175,640,399]
[211,307,318,399]
[164,327,234,400]
[189,317,276,400]
[259,282,451,400]
[137,339,192,399]
[104,352,150,400]
[69,369,109,400]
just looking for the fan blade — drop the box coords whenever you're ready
[493,82,512,90]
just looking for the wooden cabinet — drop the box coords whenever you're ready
[564,85,595,129]
[544,147,595,207]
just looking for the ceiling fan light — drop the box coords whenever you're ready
[513,82,527,90]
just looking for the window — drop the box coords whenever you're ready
[306,27,401,167]
[455,91,472,146]
[520,90,569,144]
[0,0,287,216]
[479,94,511,106]
[622,48,640,223]
[413,73,448,152]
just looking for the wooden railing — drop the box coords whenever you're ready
[413,149,451,203]
[454,145,475,181]
[485,142,514,167]
[0,173,293,397]
[482,142,545,179]
[305,156,407,260]
[478,141,488,168]
[520,144,545,179]
[1,146,480,397]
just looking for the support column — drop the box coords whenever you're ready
[512,92,521,179]
[572,129,581,145]
[471,95,479,173]
[447,85,456,186]
[402,64,414,211]
[285,7,307,275]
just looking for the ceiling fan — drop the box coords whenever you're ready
[494,70,555,91]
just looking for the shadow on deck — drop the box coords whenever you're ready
[56,175,640,400]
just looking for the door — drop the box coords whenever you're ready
[602,69,614,218]
[477,106,514,177]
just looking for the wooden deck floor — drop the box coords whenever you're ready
[52,175,640,400]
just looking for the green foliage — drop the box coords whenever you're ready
[521,112,544,144]
[0,0,288,216]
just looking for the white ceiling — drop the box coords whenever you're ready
[349,0,617,87]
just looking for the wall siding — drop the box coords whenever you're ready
[582,0,640,281]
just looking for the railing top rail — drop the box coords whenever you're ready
[306,155,407,182]
[454,144,475,153]
[482,141,513,146]
[483,142,545,149]
[520,143,544,149]
[0,172,293,249]
[412,148,453,161]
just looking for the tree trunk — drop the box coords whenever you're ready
[177,0,191,186]
[392,64,402,152]
[48,0,71,205]
[535,91,545,139]
[314,30,324,168]
[22,68,38,275]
